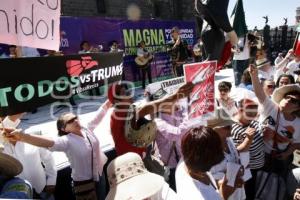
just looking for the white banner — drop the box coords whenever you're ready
[0,0,61,50]
[145,76,185,99]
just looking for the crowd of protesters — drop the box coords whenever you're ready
[1,24,300,200]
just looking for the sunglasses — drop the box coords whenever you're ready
[65,116,78,126]
[284,95,300,106]
[219,89,229,93]
[266,85,275,89]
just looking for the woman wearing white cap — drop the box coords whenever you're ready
[105,152,179,200]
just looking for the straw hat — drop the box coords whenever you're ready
[207,108,234,129]
[0,152,23,177]
[272,84,300,117]
[125,105,157,148]
[255,57,271,69]
[106,152,165,200]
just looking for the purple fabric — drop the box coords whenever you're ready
[155,110,189,168]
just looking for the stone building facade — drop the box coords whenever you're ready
[61,0,195,20]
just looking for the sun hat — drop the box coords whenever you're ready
[272,84,300,116]
[255,57,271,69]
[106,152,165,200]
[0,152,23,177]
[125,105,157,148]
[207,108,234,129]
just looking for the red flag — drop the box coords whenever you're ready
[294,32,300,57]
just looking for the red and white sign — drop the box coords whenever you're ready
[294,32,300,57]
[184,61,217,120]
[0,0,61,50]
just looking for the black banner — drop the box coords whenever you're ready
[0,52,123,116]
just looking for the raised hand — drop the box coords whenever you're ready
[175,82,194,99]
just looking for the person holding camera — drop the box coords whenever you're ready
[232,34,251,86]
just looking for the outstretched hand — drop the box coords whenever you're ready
[175,82,194,99]
[249,64,258,77]
[2,127,22,142]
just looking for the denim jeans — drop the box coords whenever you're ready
[232,59,249,86]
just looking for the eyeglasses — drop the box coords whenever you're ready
[65,116,78,126]
[267,85,275,89]
[284,95,300,106]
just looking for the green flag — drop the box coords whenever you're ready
[231,0,248,37]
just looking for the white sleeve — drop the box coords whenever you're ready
[2,117,20,128]
[48,136,69,152]
[137,48,144,57]
[39,148,57,186]
[261,97,278,117]
[87,104,110,132]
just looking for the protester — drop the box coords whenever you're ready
[256,57,274,80]
[250,64,300,197]
[216,81,238,117]
[105,152,179,200]
[3,100,112,200]
[209,109,251,200]
[154,103,190,191]
[1,115,57,199]
[238,68,253,91]
[274,49,294,82]
[109,81,194,157]
[275,74,295,88]
[231,98,265,200]
[274,52,284,66]
[232,34,251,86]
[261,79,275,98]
[0,152,33,199]
[176,126,234,200]
[284,53,300,81]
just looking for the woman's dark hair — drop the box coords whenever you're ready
[80,40,89,50]
[241,69,252,85]
[275,74,295,88]
[218,81,232,91]
[57,113,70,136]
[181,126,224,172]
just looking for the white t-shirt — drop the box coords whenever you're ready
[149,183,181,200]
[176,161,222,200]
[210,138,249,200]
[259,97,300,153]
[233,36,250,61]
[258,68,275,81]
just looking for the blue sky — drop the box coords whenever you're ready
[228,0,299,30]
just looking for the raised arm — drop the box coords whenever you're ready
[274,49,293,70]
[3,128,55,148]
[249,64,266,104]
[136,82,194,119]
[87,100,112,132]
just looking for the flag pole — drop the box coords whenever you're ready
[293,31,299,51]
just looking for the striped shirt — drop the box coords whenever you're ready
[231,121,265,169]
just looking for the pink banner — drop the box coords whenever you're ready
[0,0,61,50]
[184,61,217,120]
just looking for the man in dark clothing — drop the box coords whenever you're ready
[170,27,189,77]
